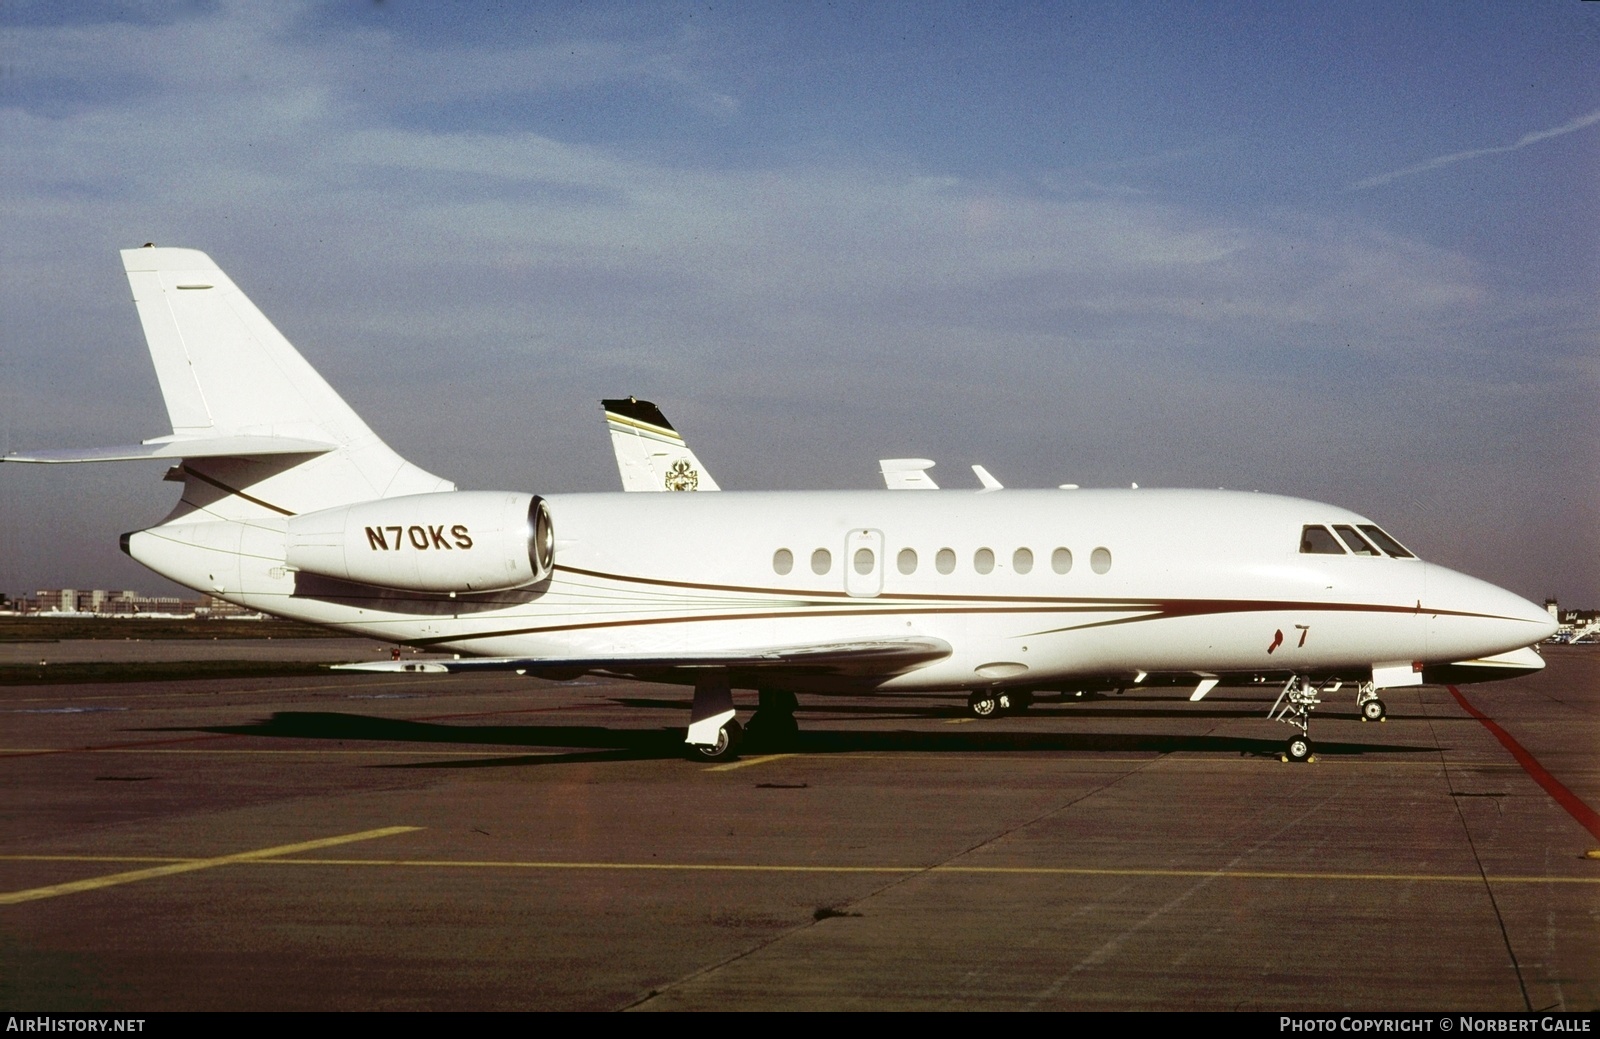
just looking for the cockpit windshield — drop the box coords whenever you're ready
[1300,522,1417,558]
[1300,526,1345,554]
[1358,524,1415,558]
[1333,524,1381,556]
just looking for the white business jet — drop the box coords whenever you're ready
[4,247,1557,762]
[599,405,1540,721]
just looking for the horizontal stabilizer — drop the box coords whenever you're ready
[3,435,336,464]
[333,636,952,679]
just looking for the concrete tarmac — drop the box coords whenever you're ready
[1,645,1596,1011]
[0,637,411,665]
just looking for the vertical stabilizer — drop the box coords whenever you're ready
[879,458,939,490]
[120,247,451,518]
[602,397,720,492]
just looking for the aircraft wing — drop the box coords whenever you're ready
[333,635,952,680]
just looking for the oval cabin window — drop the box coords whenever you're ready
[772,548,793,575]
[897,548,917,575]
[811,548,832,575]
[1090,547,1112,574]
[935,548,956,575]
[1013,548,1033,574]
[1052,548,1073,574]
[974,548,995,574]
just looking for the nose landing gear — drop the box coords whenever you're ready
[1270,675,1334,762]
[1356,681,1387,722]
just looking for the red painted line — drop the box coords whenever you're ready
[1449,686,1600,841]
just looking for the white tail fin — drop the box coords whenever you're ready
[119,247,450,518]
[878,458,939,490]
[602,397,720,492]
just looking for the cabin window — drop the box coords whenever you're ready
[936,548,956,575]
[772,548,794,575]
[854,547,875,575]
[1300,526,1345,555]
[974,548,995,574]
[1359,524,1416,558]
[1051,547,1073,574]
[811,548,832,575]
[1333,525,1381,556]
[1013,547,1033,574]
[1090,547,1112,574]
[897,548,917,575]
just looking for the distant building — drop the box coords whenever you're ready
[10,588,262,619]
[1543,599,1600,644]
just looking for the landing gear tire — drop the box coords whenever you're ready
[690,719,743,762]
[967,691,1000,718]
[1285,734,1312,762]
[747,711,798,750]
[1361,698,1387,723]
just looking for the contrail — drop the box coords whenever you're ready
[1348,107,1600,190]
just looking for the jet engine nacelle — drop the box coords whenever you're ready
[285,491,553,593]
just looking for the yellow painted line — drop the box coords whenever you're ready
[0,826,420,906]
[704,753,797,772]
[4,853,1593,886]
[250,861,1597,885]
[945,718,976,725]
[0,855,192,864]
[0,746,1568,768]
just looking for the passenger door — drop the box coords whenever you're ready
[844,528,884,598]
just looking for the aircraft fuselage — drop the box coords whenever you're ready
[126,486,1551,694]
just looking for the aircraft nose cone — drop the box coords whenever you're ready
[1424,564,1559,658]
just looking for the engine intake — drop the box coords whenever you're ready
[286,492,553,593]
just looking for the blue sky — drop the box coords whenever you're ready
[1,0,1596,605]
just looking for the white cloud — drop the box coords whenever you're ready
[3,2,1593,603]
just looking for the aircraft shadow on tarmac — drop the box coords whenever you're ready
[151,709,1437,768]
[608,694,1455,726]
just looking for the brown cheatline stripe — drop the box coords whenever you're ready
[409,594,1516,648]
[180,465,296,516]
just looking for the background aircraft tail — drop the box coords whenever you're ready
[602,397,720,492]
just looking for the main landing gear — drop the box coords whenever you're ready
[685,678,800,762]
[686,671,741,762]
[746,689,800,749]
[965,689,1032,718]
